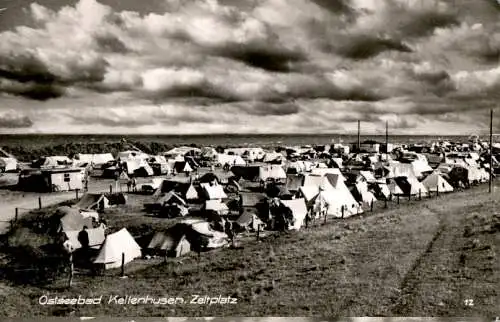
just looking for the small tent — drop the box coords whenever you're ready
[200,182,227,200]
[205,199,229,214]
[280,198,308,230]
[54,206,93,233]
[93,228,141,269]
[147,229,191,258]
[74,193,109,211]
[64,226,105,250]
[421,173,454,193]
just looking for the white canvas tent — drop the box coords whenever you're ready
[200,182,227,200]
[310,168,346,182]
[259,165,287,181]
[280,198,308,230]
[216,154,246,166]
[0,157,17,172]
[353,182,377,206]
[205,199,229,214]
[65,226,105,250]
[77,153,114,166]
[93,228,141,269]
[421,173,454,193]
[117,150,149,161]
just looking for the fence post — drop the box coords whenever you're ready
[370,200,373,212]
[437,185,439,197]
[384,198,388,209]
[397,195,400,205]
[324,211,327,224]
[110,184,113,194]
[15,208,18,222]
[341,205,344,218]
[121,253,125,277]
[408,191,411,201]
[76,189,79,200]
[68,254,74,288]
[256,224,260,241]
[38,197,42,209]
[419,189,421,201]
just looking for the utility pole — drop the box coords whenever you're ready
[357,120,361,153]
[489,109,493,193]
[385,120,389,156]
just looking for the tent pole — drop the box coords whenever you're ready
[357,120,361,153]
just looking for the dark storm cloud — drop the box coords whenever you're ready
[311,0,354,16]
[240,102,300,116]
[334,35,412,60]
[94,34,130,54]
[0,50,108,100]
[217,44,307,72]
[0,114,33,128]
[144,81,240,103]
[397,10,459,38]
[407,68,456,96]
[0,55,58,84]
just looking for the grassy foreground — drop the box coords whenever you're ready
[0,184,498,316]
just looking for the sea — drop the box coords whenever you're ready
[0,134,476,149]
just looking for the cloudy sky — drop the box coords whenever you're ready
[0,0,499,135]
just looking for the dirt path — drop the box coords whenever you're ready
[389,186,500,316]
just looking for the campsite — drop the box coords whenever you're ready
[0,136,498,316]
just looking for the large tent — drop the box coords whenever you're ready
[94,228,141,269]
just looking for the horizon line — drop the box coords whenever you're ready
[0,132,493,137]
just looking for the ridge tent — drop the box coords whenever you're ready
[117,150,149,161]
[280,198,308,230]
[351,182,377,207]
[173,161,193,174]
[374,181,391,200]
[231,166,261,181]
[93,228,141,269]
[259,165,287,181]
[147,229,191,258]
[0,157,17,172]
[64,226,105,250]
[74,193,110,211]
[205,199,229,214]
[77,153,114,166]
[263,152,284,163]
[358,170,377,183]
[310,168,347,182]
[236,212,265,231]
[155,191,187,207]
[311,186,362,218]
[216,154,246,166]
[421,172,454,193]
[394,176,428,196]
[54,206,94,233]
[200,182,227,200]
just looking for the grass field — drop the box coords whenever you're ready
[0,180,498,316]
